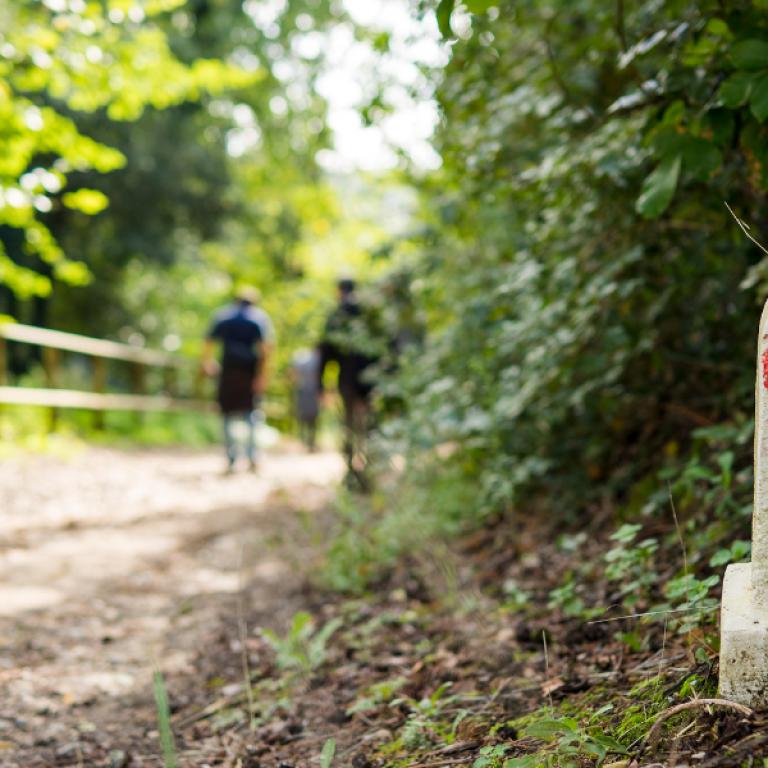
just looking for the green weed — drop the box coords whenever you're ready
[348,676,408,714]
[152,670,177,768]
[517,715,628,766]
[320,738,336,768]
[262,611,343,673]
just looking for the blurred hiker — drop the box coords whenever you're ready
[318,277,377,488]
[203,286,274,473]
[290,348,320,452]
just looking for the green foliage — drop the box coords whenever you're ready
[472,744,509,768]
[522,716,627,765]
[655,572,721,634]
[348,677,408,715]
[603,525,659,606]
[547,580,586,619]
[389,683,461,750]
[501,579,531,611]
[319,738,336,768]
[262,612,342,673]
[709,539,751,567]
[0,0,255,298]
[368,0,768,534]
[152,670,178,768]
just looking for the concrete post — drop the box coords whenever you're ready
[720,298,768,705]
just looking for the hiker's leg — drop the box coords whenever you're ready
[341,396,355,470]
[222,413,237,469]
[350,397,370,474]
[246,409,258,468]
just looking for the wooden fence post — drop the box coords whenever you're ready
[92,357,107,430]
[130,362,146,426]
[0,338,7,385]
[163,366,177,398]
[42,346,60,431]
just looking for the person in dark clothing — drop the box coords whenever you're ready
[317,278,377,486]
[203,286,274,472]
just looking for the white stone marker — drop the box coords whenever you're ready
[720,298,768,706]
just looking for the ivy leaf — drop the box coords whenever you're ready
[636,154,681,218]
[436,0,455,39]
[731,39,768,70]
[751,72,768,121]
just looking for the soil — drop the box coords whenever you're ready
[0,444,344,767]
[1,444,765,768]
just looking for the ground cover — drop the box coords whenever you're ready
[1,440,763,768]
[173,504,761,768]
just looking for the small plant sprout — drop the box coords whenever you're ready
[152,670,177,768]
[320,737,336,768]
[262,611,343,672]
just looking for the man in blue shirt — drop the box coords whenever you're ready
[203,286,274,472]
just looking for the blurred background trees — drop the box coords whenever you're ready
[4,0,768,536]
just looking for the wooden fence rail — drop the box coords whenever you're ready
[0,322,213,417]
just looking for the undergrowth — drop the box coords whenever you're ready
[298,418,754,764]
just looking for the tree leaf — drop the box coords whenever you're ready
[635,154,681,218]
[731,39,768,70]
[465,0,496,12]
[436,0,455,39]
[61,189,109,215]
[719,71,757,107]
[750,72,768,121]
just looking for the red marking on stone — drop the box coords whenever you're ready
[762,349,768,390]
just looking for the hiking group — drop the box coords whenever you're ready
[202,278,376,487]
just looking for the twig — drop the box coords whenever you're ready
[175,688,247,729]
[489,676,514,703]
[725,201,768,257]
[667,482,688,580]
[643,698,753,749]
[418,741,481,759]
[626,649,686,674]
[407,758,474,768]
[657,618,668,683]
[542,629,554,712]
[587,605,718,624]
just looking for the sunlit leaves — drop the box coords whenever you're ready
[0,0,259,297]
[62,189,109,214]
[465,0,496,12]
[436,0,455,39]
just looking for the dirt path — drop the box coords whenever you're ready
[0,444,344,767]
